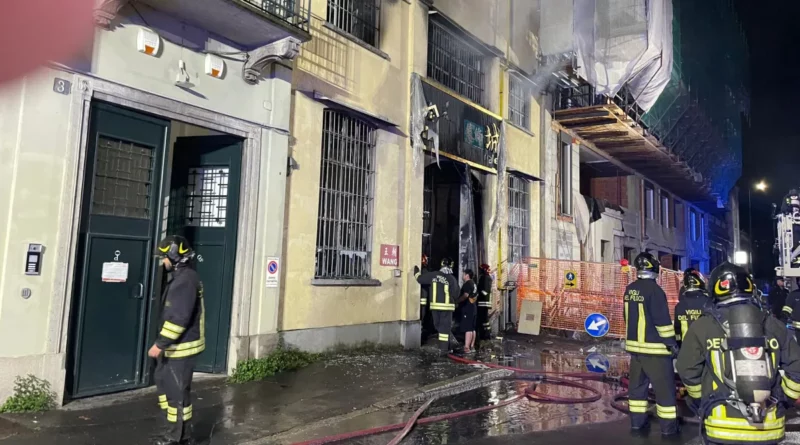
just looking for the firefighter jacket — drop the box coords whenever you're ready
[674,289,709,343]
[782,289,800,328]
[676,305,800,444]
[419,266,430,306]
[155,265,205,359]
[623,278,677,356]
[770,286,788,318]
[477,272,493,308]
[415,270,459,311]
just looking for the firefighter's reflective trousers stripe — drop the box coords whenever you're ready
[627,354,678,434]
[703,404,784,444]
[155,356,196,442]
[432,310,452,354]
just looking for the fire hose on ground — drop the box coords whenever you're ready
[290,354,700,445]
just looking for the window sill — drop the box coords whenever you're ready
[506,120,535,137]
[322,22,391,62]
[311,278,382,287]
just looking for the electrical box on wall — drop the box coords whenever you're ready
[204,54,225,79]
[137,28,160,56]
[25,244,43,276]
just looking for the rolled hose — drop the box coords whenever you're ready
[290,354,699,445]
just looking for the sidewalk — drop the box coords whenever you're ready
[0,347,506,445]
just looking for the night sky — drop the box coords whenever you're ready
[734,0,798,280]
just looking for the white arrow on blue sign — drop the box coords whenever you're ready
[585,352,610,373]
[584,313,610,338]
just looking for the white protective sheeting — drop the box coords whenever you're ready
[540,0,673,112]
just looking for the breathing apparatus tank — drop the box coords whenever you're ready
[708,262,775,423]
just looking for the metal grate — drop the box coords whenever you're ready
[509,75,531,130]
[240,0,311,32]
[315,109,376,279]
[508,174,530,264]
[327,0,380,46]
[92,136,154,219]
[185,167,229,228]
[427,17,486,106]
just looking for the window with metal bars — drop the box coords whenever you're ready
[426,17,486,106]
[508,174,530,264]
[327,0,381,47]
[509,75,531,130]
[314,109,376,280]
[92,136,154,219]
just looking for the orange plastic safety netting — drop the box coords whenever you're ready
[511,258,683,338]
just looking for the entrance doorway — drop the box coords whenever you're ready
[67,102,242,398]
[420,157,487,340]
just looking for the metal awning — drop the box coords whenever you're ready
[312,91,401,130]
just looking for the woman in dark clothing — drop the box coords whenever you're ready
[458,269,478,353]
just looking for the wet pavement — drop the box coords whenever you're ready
[5,333,800,444]
[0,349,474,445]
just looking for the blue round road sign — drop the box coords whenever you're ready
[585,352,610,373]
[584,313,610,338]
[566,271,575,281]
[268,261,278,274]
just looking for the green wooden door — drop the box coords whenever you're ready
[69,103,168,398]
[167,136,242,373]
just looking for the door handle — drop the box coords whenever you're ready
[133,283,144,299]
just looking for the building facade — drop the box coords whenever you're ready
[0,0,308,403]
[280,0,542,351]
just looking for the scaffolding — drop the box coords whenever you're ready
[541,0,750,205]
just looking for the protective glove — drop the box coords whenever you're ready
[413,265,420,275]
[670,344,680,358]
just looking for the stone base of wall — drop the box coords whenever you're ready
[0,353,66,406]
[280,320,422,353]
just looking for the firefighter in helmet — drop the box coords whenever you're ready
[677,262,800,445]
[476,263,493,341]
[623,252,679,436]
[419,254,431,327]
[674,268,710,346]
[414,258,458,355]
[149,235,204,445]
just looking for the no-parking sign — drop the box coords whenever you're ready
[266,257,280,288]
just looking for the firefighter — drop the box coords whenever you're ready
[676,262,800,445]
[781,277,800,342]
[414,258,458,355]
[476,264,493,341]
[769,277,788,318]
[623,252,679,436]
[674,268,710,346]
[149,235,204,445]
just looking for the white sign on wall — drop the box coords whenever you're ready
[266,257,280,288]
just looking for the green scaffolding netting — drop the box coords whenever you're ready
[641,0,750,203]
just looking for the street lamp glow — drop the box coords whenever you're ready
[734,251,748,265]
[755,181,767,191]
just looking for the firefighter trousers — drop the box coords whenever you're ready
[155,356,196,442]
[432,309,452,354]
[628,354,678,435]
[477,306,490,340]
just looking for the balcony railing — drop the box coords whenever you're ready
[239,0,311,33]
[553,81,649,132]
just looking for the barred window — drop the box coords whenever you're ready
[315,110,376,280]
[327,0,381,47]
[508,75,531,130]
[427,17,486,106]
[508,175,530,264]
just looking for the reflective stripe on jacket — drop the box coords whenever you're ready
[623,278,677,356]
[156,266,205,359]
